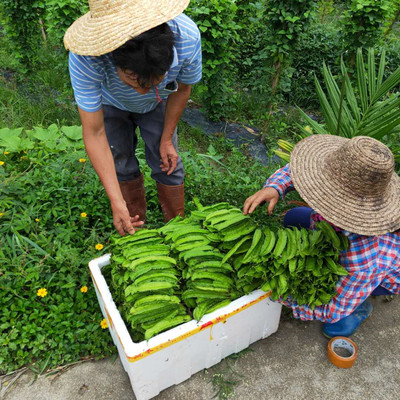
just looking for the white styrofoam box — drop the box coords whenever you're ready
[89,254,282,400]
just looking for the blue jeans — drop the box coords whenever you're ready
[283,207,393,296]
[103,103,185,185]
[283,206,313,229]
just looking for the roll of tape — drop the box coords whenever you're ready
[327,336,358,368]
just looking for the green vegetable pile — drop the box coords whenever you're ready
[109,229,191,341]
[108,202,349,342]
[257,221,349,306]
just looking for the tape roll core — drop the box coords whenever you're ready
[327,336,358,368]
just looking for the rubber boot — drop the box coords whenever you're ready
[323,299,373,338]
[119,174,147,223]
[157,182,185,222]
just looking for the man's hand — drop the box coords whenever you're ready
[160,138,179,175]
[111,201,144,236]
[160,82,190,176]
[243,187,280,215]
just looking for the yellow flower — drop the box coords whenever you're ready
[4,151,10,155]
[95,243,104,251]
[80,286,88,293]
[100,319,108,329]
[35,218,40,222]
[304,125,313,134]
[0,161,4,166]
[37,288,48,298]
[79,158,87,163]
[0,213,4,217]
[80,212,87,218]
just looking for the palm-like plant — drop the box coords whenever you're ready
[297,48,400,140]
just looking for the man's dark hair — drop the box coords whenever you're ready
[112,23,175,88]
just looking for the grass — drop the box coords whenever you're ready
[0,30,79,129]
[0,82,80,129]
[204,348,253,399]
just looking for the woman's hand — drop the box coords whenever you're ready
[111,201,144,236]
[243,187,280,215]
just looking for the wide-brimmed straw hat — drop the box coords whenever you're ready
[290,135,400,236]
[64,0,190,56]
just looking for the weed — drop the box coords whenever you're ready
[206,348,252,399]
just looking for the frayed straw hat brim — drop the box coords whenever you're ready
[64,0,190,56]
[290,135,400,236]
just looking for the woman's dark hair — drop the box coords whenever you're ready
[112,23,175,88]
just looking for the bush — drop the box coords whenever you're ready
[342,0,391,59]
[288,23,343,109]
[234,1,272,93]
[186,0,241,120]
[0,0,45,71]
[44,0,88,44]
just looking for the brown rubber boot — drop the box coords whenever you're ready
[157,182,185,222]
[119,174,147,223]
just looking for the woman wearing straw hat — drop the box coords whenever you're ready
[243,135,400,337]
[64,0,201,235]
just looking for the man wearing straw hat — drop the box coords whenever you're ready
[64,0,201,235]
[243,135,400,337]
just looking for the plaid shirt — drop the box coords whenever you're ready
[265,164,400,323]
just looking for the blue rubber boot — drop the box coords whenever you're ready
[323,300,373,338]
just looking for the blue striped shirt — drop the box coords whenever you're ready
[68,13,202,114]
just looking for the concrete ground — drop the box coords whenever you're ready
[2,295,399,400]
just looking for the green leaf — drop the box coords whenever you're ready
[360,96,400,130]
[61,126,83,141]
[371,65,400,103]
[356,49,369,114]
[296,108,329,135]
[0,128,23,152]
[56,137,78,151]
[363,113,400,140]
[377,49,386,89]
[314,74,337,134]
[14,233,54,260]
[318,291,332,304]
[367,48,376,100]
[32,125,59,142]
[20,137,35,150]
[341,59,361,124]
[322,66,353,137]
[277,274,288,296]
